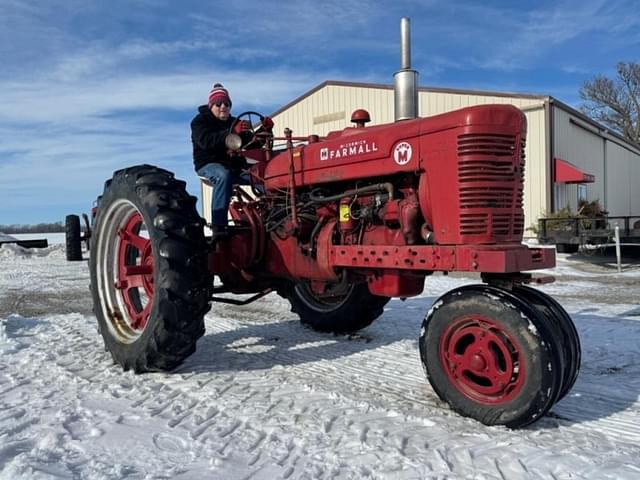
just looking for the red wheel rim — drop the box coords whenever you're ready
[115,212,153,332]
[439,315,525,404]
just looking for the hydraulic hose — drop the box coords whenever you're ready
[308,182,394,203]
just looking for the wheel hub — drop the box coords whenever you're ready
[469,353,487,371]
[440,316,525,405]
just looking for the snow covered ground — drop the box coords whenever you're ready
[1,240,640,479]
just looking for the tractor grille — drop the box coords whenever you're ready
[457,134,525,239]
[460,187,515,209]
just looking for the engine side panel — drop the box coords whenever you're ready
[262,104,526,246]
[262,104,525,190]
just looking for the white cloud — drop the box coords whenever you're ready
[0,69,320,124]
[1,0,638,224]
[0,64,325,223]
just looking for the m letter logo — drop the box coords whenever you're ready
[393,142,412,165]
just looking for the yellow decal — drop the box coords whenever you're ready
[339,204,350,222]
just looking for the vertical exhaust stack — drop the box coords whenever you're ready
[394,17,419,121]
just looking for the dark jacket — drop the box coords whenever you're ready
[191,105,245,171]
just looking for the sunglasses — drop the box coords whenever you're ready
[213,101,231,108]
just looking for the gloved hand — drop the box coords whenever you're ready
[260,116,274,130]
[233,120,253,146]
[233,120,252,134]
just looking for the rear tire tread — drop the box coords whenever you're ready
[90,164,210,373]
[278,282,389,333]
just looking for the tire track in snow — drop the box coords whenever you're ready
[3,252,640,478]
[206,302,437,410]
[35,309,462,478]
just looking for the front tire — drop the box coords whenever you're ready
[513,285,580,401]
[419,285,562,428]
[90,165,211,372]
[279,281,389,333]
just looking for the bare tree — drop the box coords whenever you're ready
[579,62,640,145]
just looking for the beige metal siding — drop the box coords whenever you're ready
[632,148,640,216]
[604,141,640,216]
[273,85,394,137]
[419,92,542,117]
[521,106,549,232]
[553,107,605,212]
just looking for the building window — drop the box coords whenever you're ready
[577,184,587,204]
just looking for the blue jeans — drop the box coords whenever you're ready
[197,163,251,226]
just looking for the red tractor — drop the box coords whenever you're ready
[89,22,580,429]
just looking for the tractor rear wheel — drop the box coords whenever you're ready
[65,214,83,261]
[279,281,389,333]
[90,165,211,372]
[419,285,564,428]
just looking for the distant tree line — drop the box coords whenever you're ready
[0,222,66,234]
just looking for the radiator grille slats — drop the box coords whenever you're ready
[457,135,515,157]
[459,213,524,236]
[457,133,525,239]
[460,187,514,209]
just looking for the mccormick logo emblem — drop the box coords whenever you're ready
[394,142,412,165]
[320,140,378,161]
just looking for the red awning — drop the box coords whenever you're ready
[554,158,595,184]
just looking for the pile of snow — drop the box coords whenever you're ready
[0,242,66,260]
[1,248,639,478]
[0,232,17,242]
[0,232,68,260]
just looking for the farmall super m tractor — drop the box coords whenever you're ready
[89,19,580,428]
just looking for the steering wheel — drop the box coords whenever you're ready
[230,111,265,129]
[229,111,266,145]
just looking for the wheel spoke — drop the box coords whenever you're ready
[445,350,466,373]
[130,299,152,330]
[122,265,154,288]
[480,334,512,372]
[485,350,515,388]
[477,332,516,390]
[119,228,149,252]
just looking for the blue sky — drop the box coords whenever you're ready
[1,0,638,226]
